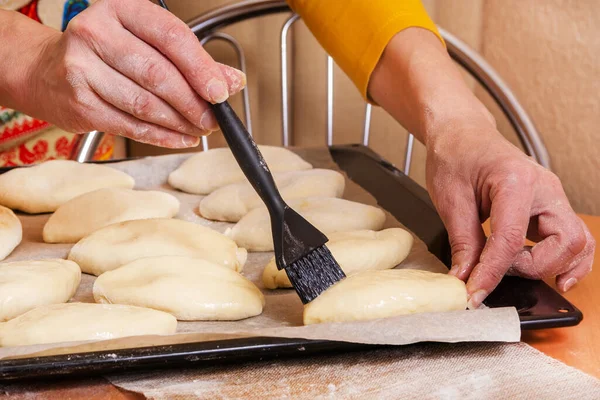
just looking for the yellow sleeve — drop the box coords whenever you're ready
[287,0,444,101]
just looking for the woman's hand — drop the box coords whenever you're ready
[4,0,246,148]
[369,28,595,308]
[426,119,595,308]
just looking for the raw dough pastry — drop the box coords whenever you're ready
[68,218,247,276]
[227,197,386,251]
[43,188,180,243]
[199,169,345,222]
[263,228,414,289]
[0,160,134,213]
[303,269,467,325]
[168,146,312,194]
[93,256,265,321]
[0,205,22,261]
[0,259,81,321]
[0,303,177,347]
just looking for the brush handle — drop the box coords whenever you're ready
[210,101,286,214]
[157,2,285,230]
[156,2,286,217]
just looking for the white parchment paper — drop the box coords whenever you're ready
[0,148,520,360]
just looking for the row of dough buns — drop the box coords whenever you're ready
[198,169,345,223]
[262,228,414,289]
[0,160,134,214]
[0,148,466,348]
[43,188,180,243]
[0,151,269,347]
[0,259,178,347]
[168,145,312,195]
[170,149,467,326]
[68,218,247,276]
[0,255,265,347]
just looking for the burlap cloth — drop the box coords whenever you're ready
[1,148,598,397]
[108,342,600,399]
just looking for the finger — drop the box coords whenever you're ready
[511,184,587,279]
[511,210,586,279]
[439,191,486,281]
[219,63,247,96]
[78,88,200,148]
[112,0,230,103]
[556,252,593,292]
[84,54,209,137]
[67,16,220,132]
[466,185,533,308]
[555,221,595,292]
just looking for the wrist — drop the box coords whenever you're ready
[422,97,498,151]
[0,11,59,113]
[369,27,497,149]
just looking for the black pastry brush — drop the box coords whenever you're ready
[157,0,345,302]
[212,102,346,303]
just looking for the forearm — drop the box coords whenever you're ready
[0,10,57,112]
[368,28,496,148]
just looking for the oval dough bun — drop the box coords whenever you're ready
[0,160,134,213]
[0,259,81,321]
[168,146,312,194]
[303,269,467,325]
[43,188,180,243]
[0,303,177,347]
[69,218,247,276]
[227,197,386,251]
[199,169,345,222]
[0,205,22,261]
[93,256,265,321]
[263,228,414,289]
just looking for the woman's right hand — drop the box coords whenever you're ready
[21,0,246,148]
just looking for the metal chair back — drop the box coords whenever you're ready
[72,0,550,173]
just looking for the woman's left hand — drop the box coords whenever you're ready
[425,119,595,308]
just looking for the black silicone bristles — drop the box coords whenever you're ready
[284,245,346,304]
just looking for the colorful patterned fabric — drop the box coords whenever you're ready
[0,0,112,166]
[0,126,114,167]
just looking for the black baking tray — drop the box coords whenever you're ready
[0,144,582,381]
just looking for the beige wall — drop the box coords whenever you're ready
[131,0,599,215]
[477,0,600,215]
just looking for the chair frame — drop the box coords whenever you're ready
[70,0,550,172]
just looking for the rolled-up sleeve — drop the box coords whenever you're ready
[287,0,444,101]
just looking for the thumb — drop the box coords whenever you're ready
[466,188,532,308]
[438,192,486,281]
[218,64,247,97]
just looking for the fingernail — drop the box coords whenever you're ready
[206,79,229,103]
[180,124,204,137]
[448,265,460,276]
[227,69,247,94]
[562,278,577,292]
[238,70,247,86]
[182,135,200,147]
[467,290,488,310]
[199,110,218,131]
[449,263,471,280]
[459,263,472,277]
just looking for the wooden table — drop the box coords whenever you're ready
[1,215,598,399]
[522,214,600,378]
